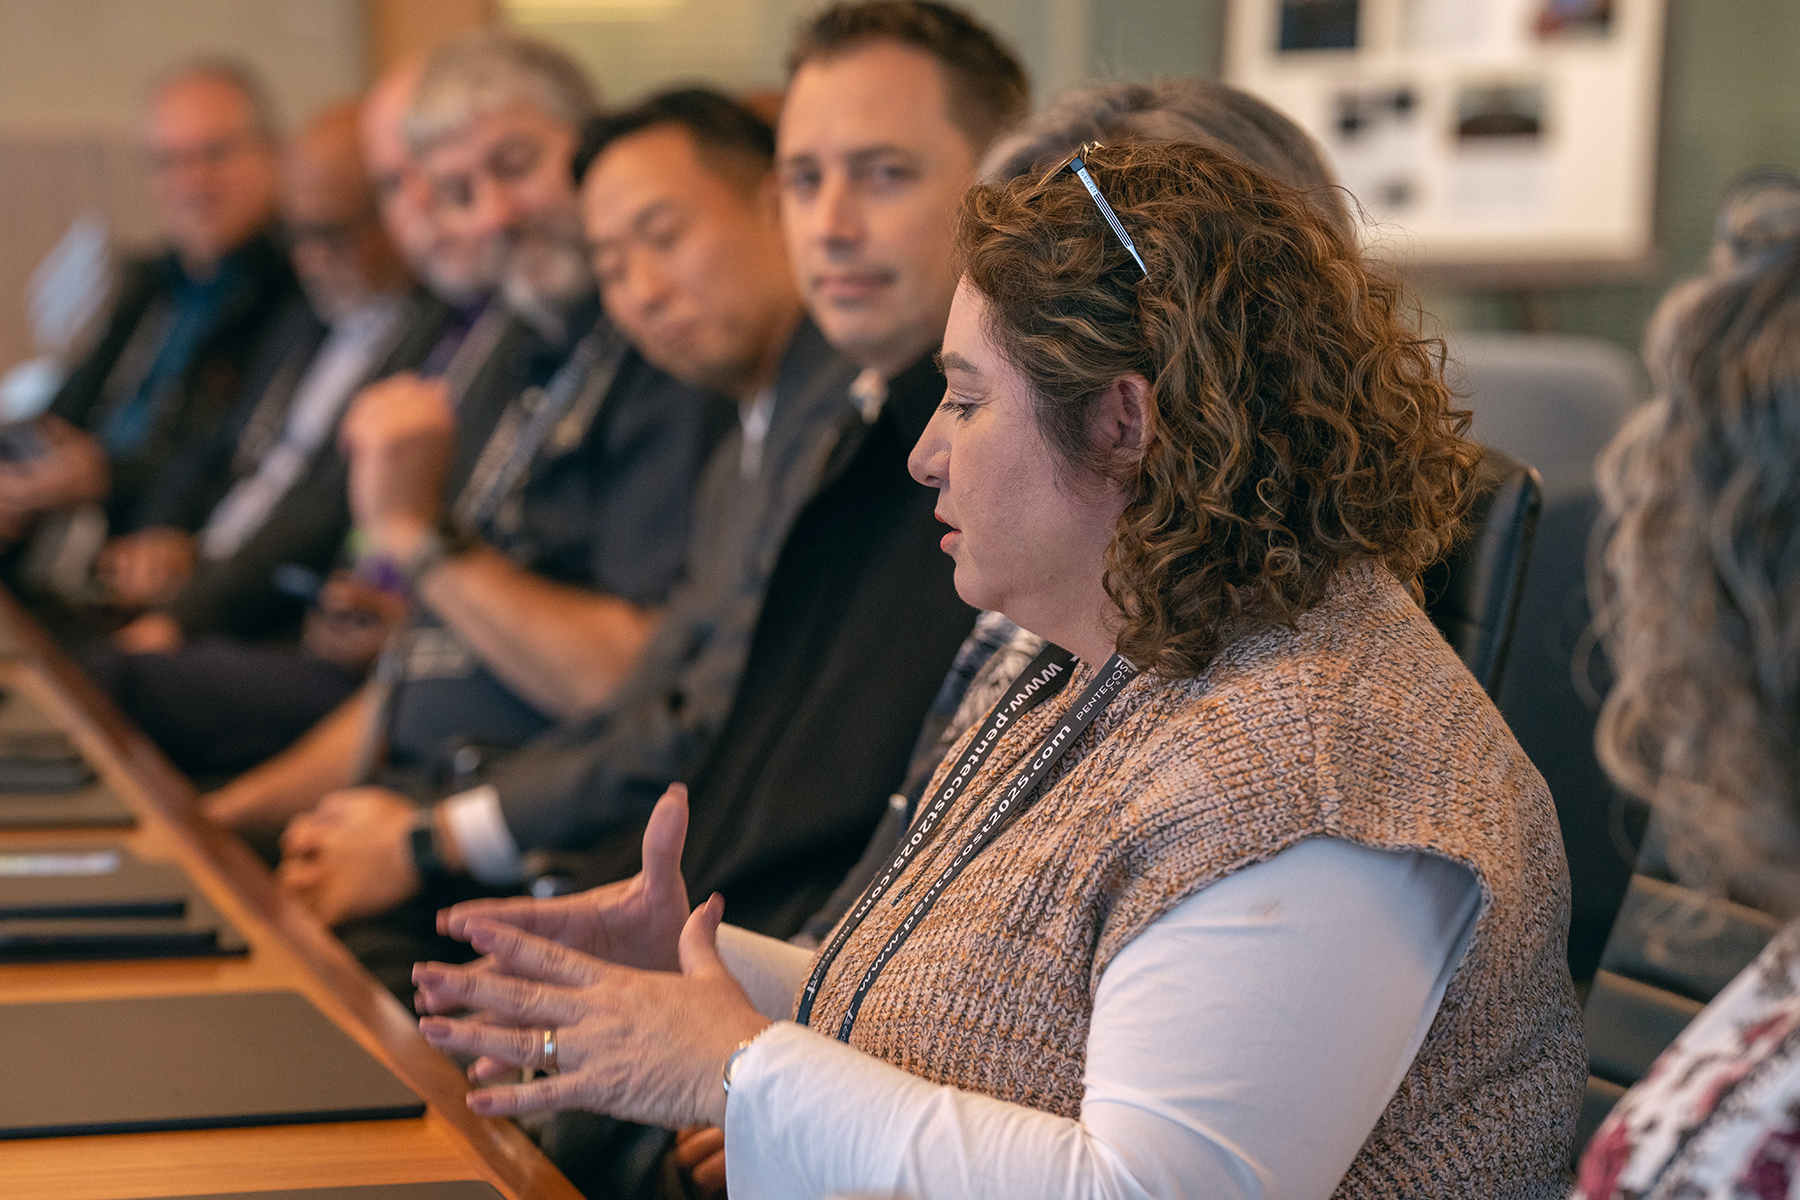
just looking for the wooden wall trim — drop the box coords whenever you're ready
[366,0,499,75]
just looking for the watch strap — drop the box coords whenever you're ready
[409,807,450,885]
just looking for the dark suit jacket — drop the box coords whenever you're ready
[478,320,862,843]
[161,293,457,641]
[51,232,300,534]
[378,306,733,777]
[131,294,325,536]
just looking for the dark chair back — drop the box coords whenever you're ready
[1421,448,1543,699]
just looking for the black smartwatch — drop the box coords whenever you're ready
[408,807,451,886]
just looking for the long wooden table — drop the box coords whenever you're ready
[0,596,582,1200]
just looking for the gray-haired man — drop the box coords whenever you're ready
[205,33,729,915]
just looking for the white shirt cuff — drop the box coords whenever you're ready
[438,785,524,885]
[716,923,814,1021]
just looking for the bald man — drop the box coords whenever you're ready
[3,62,299,584]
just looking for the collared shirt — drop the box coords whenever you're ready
[97,253,248,456]
[445,319,861,881]
[848,367,886,425]
[199,297,407,561]
[739,385,775,481]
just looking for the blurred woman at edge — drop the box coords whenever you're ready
[1575,172,1800,1198]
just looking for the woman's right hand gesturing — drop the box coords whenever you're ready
[433,783,695,973]
[414,890,771,1130]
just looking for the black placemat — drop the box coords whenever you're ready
[0,990,425,1138]
[0,783,134,829]
[0,886,248,962]
[0,729,93,790]
[0,844,187,918]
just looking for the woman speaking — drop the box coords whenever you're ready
[412,142,1585,1198]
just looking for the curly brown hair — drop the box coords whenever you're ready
[956,141,1480,676]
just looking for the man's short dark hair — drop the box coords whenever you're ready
[573,87,776,193]
[787,1,1029,154]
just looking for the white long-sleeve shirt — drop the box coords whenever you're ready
[715,836,1480,1200]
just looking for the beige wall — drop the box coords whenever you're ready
[0,0,368,371]
[0,0,366,136]
[9,0,1792,370]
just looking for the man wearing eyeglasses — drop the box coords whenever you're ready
[99,100,424,621]
[202,31,726,875]
[83,97,456,782]
[0,62,298,586]
[246,4,1023,1005]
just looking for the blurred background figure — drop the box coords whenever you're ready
[406,29,597,339]
[101,99,415,617]
[980,77,1352,236]
[81,92,454,785]
[0,215,113,426]
[358,55,503,313]
[1575,171,1800,1197]
[1,61,296,604]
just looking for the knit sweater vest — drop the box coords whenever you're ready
[798,562,1586,1197]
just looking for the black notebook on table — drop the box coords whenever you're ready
[0,729,95,791]
[0,891,248,961]
[0,845,247,961]
[0,990,426,1138]
[0,844,188,918]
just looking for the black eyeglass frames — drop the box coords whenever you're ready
[1060,143,1149,278]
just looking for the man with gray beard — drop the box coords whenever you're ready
[204,32,729,895]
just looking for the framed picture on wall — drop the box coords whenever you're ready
[1225,0,1666,281]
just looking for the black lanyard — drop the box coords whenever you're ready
[796,646,1139,1039]
[354,323,630,783]
[453,323,631,531]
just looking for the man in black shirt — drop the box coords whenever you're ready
[259,3,1025,1019]
[203,32,726,859]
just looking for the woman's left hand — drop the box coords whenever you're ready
[415,892,771,1129]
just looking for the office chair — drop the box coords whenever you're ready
[1451,334,1649,986]
[1421,447,1542,700]
[1573,873,1781,1161]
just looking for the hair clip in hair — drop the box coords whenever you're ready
[1060,143,1149,278]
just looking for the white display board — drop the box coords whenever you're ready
[1224,0,1665,279]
